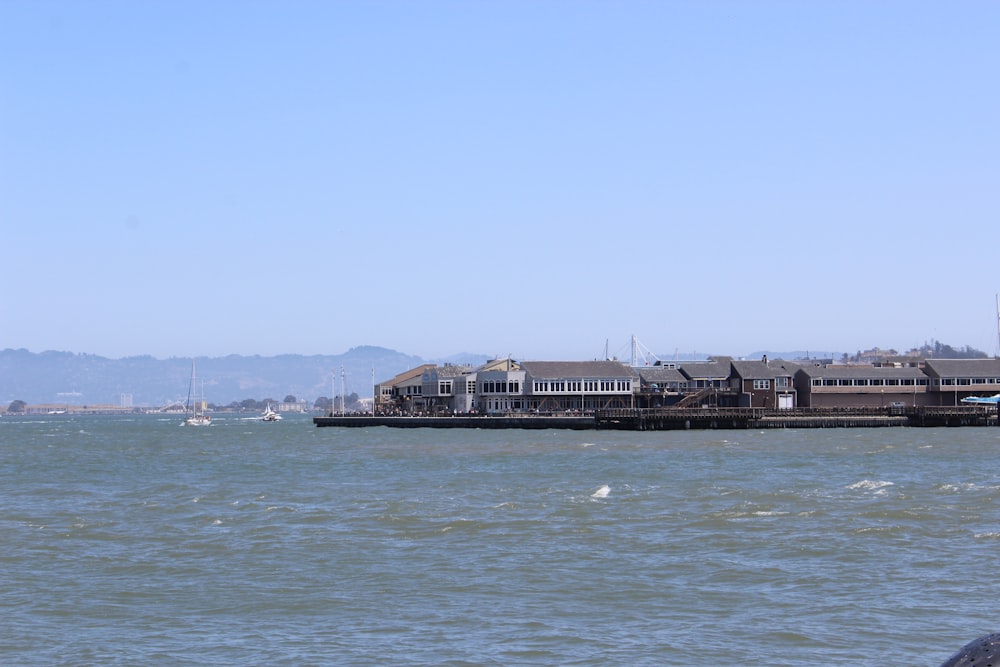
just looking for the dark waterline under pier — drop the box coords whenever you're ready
[315,406,996,430]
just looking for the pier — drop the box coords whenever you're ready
[314,406,996,430]
[595,406,995,430]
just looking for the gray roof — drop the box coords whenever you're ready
[795,365,927,380]
[731,360,798,380]
[433,364,473,378]
[520,360,637,379]
[635,367,688,383]
[923,359,1000,378]
[678,361,730,381]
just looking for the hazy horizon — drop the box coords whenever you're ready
[4,339,967,364]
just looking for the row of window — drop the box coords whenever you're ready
[935,378,1000,386]
[410,379,634,396]
[427,375,999,395]
[479,380,521,394]
[533,380,632,393]
[419,379,635,395]
[404,374,1000,396]
[811,378,929,387]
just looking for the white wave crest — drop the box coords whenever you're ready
[591,485,611,499]
[847,480,894,491]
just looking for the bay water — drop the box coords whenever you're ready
[2,414,999,665]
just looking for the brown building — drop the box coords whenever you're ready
[794,364,929,408]
[922,359,1000,406]
[730,359,798,408]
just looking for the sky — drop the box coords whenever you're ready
[2,1,998,362]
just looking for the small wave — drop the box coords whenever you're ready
[710,507,789,520]
[264,505,297,513]
[937,482,980,493]
[855,525,900,534]
[591,485,610,499]
[847,480,894,491]
[974,531,1000,539]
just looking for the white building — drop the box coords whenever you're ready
[381,358,638,414]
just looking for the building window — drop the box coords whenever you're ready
[753,379,770,390]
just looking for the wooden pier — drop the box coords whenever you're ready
[314,406,996,430]
[594,406,996,430]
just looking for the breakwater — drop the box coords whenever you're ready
[314,406,996,430]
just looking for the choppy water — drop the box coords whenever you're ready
[2,414,999,666]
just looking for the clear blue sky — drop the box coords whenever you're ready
[2,1,998,361]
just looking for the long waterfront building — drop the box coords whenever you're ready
[373,356,1000,415]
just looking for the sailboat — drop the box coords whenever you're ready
[261,403,282,421]
[182,360,212,426]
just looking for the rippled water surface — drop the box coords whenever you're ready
[2,414,999,665]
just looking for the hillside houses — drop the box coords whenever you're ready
[372,356,1000,414]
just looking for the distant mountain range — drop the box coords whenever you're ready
[0,347,490,407]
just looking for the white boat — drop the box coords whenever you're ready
[182,360,212,426]
[961,393,1000,405]
[261,404,282,421]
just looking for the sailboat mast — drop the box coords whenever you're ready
[188,359,198,415]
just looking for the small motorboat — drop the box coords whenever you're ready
[261,404,282,421]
